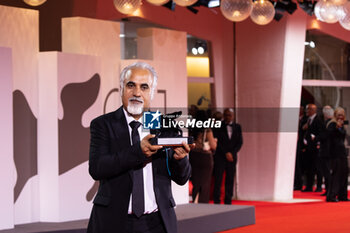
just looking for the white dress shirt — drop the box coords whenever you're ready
[226,121,233,139]
[123,108,158,214]
[308,113,316,125]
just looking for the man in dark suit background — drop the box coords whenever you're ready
[294,105,308,190]
[318,105,334,196]
[87,62,192,233]
[301,103,325,192]
[213,108,243,204]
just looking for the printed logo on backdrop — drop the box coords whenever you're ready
[143,110,162,129]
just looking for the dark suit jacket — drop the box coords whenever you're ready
[303,115,325,153]
[87,107,191,233]
[319,118,332,158]
[214,122,243,162]
[297,115,308,149]
[327,121,347,158]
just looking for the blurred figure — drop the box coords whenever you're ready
[326,107,349,202]
[189,104,198,118]
[301,104,325,192]
[212,111,223,121]
[189,110,217,203]
[294,105,307,190]
[213,108,243,204]
[318,105,334,196]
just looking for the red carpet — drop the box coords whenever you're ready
[217,190,350,233]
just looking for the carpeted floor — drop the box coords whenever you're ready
[218,190,350,233]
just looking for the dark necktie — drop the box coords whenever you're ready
[307,118,312,126]
[129,121,144,218]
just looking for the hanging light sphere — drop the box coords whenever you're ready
[314,0,326,22]
[113,0,142,14]
[331,0,347,6]
[320,0,342,23]
[146,0,170,6]
[220,0,253,22]
[250,0,275,25]
[23,0,46,6]
[173,0,198,7]
[339,2,350,30]
[315,0,342,23]
[337,0,350,21]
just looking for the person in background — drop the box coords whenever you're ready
[301,104,324,192]
[189,110,217,203]
[326,107,349,202]
[318,105,334,196]
[212,111,223,122]
[294,105,308,190]
[213,108,243,204]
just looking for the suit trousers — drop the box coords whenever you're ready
[213,156,236,204]
[320,157,331,194]
[294,144,303,189]
[328,157,349,200]
[189,150,213,203]
[302,149,318,190]
[127,212,166,233]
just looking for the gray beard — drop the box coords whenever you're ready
[127,102,144,115]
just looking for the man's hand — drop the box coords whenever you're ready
[336,119,344,128]
[141,134,163,157]
[173,142,192,160]
[310,134,315,141]
[225,152,234,162]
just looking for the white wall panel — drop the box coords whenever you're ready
[0,5,39,224]
[38,52,101,221]
[0,47,14,230]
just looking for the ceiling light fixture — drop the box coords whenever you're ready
[250,0,275,25]
[23,0,47,6]
[112,0,350,31]
[339,1,350,30]
[113,0,142,14]
[220,0,253,22]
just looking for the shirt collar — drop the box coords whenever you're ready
[122,107,143,126]
[309,113,316,121]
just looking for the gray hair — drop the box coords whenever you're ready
[224,108,234,114]
[120,62,158,99]
[334,107,346,117]
[322,105,334,119]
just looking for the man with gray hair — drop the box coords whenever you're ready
[323,105,334,122]
[87,62,192,233]
[301,104,324,192]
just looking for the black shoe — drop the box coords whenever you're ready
[326,198,339,202]
[314,187,322,192]
[294,186,302,191]
[321,192,327,196]
[339,198,350,202]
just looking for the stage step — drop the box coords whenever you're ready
[0,204,255,233]
[177,203,255,233]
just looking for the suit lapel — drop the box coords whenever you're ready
[111,106,133,179]
[222,122,229,141]
[111,106,131,144]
